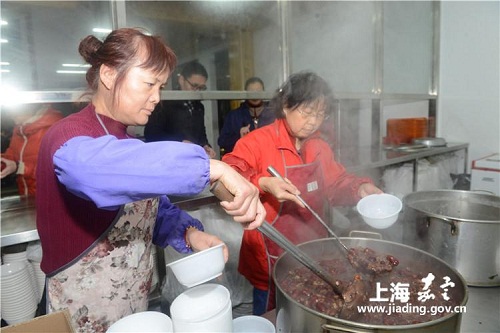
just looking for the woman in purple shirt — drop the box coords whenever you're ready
[36,28,265,331]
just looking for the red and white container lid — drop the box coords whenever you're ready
[472,153,500,172]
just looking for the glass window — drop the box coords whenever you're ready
[383,1,434,94]
[124,1,283,92]
[1,1,112,92]
[289,1,376,94]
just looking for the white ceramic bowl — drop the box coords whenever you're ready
[356,193,402,229]
[166,243,225,288]
[233,315,275,333]
[106,311,172,332]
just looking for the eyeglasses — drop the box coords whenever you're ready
[184,77,207,91]
[296,106,330,121]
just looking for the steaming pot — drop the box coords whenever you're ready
[402,190,500,286]
[274,237,468,332]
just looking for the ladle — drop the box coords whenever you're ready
[267,167,399,279]
[266,166,350,253]
[210,180,344,297]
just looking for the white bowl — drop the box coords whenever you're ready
[170,284,232,332]
[166,243,225,288]
[107,311,172,332]
[356,193,402,229]
[1,261,28,277]
[233,315,275,333]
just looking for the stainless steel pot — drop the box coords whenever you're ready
[402,190,500,286]
[274,237,468,333]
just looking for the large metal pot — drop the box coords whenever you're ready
[402,190,500,286]
[274,237,468,332]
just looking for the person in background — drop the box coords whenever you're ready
[218,77,275,154]
[36,28,265,331]
[144,60,216,158]
[222,71,382,315]
[1,104,63,196]
[1,112,14,153]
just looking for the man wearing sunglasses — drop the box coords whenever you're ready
[145,61,216,158]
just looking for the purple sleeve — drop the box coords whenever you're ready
[53,135,210,209]
[153,195,204,253]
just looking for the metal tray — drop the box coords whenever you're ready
[412,137,447,147]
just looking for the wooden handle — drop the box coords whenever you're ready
[209,181,235,202]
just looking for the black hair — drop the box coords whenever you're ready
[79,27,176,105]
[180,60,208,79]
[270,71,335,119]
[244,77,265,90]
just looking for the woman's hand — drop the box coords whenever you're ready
[258,176,305,208]
[186,228,229,262]
[209,160,266,230]
[240,124,251,137]
[204,145,217,159]
[1,157,17,179]
[358,183,383,198]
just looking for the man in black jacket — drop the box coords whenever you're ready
[145,61,216,158]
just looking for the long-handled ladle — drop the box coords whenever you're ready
[265,167,400,316]
[209,180,344,298]
[266,165,350,253]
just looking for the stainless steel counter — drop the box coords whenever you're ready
[0,196,38,247]
[336,142,468,173]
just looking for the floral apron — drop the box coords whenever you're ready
[263,157,329,311]
[46,198,159,332]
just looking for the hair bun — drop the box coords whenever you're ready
[78,35,103,65]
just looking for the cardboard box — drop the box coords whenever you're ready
[1,310,74,333]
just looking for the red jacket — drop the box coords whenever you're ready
[2,107,63,196]
[222,119,372,289]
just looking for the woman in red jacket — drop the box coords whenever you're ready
[222,71,382,314]
[1,104,63,196]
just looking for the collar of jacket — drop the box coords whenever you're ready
[273,118,322,156]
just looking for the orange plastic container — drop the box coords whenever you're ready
[385,117,428,145]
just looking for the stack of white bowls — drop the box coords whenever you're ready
[2,248,45,303]
[170,283,233,332]
[2,251,38,300]
[2,251,28,263]
[30,261,46,302]
[26,241,46,302]
[1,260,39,324]
[107,311,173,332]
